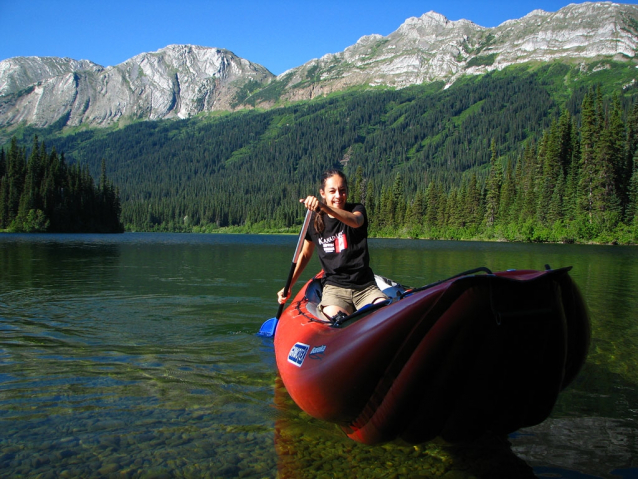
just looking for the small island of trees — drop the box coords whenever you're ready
[0,136,123,233]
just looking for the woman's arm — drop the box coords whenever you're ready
[277,239,315,304]
[300,196,364,228]
[319,203,364,228]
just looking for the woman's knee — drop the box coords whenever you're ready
[320,304,351,319]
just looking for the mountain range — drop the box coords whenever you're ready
[1,1,637,130]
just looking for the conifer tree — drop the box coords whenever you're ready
[16,136,45,227]
[484,139,502,227]
[627,160,638,226]
[519,143,539,224]
[511,153,525,224]
[498,159,516,226]
[424,181,440,230]
[465,173,481,230]
[0,149,7,228]
[548,170,565,225]
[0,176,7,229]
[456,182,468,228]
[577,89,597,231]
[607,94,627,210]
[391,173,406,227]
[557,109,573,175]
[624,102,638,222]
[351,165,364,203]
[378,185,394,229]
[407,188,425,228]
[537,122,562,226]
[594,97,622,229]
[6,138,26,227]
[364,179,376,228]
[563,118,581,223]
[446,188,461,228]
[0,148,5,179]
[436,190,448,229]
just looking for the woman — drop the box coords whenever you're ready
[277,169,388,321]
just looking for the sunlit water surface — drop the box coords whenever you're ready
[1,233,636,478]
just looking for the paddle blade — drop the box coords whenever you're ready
[257,317,278,337]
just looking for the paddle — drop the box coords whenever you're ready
[257,209,313,337]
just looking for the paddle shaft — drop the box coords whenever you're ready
[276,209,313,320]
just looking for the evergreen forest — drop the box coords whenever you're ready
[2,61,638,243]
[0,136,123,233]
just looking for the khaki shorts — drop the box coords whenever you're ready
[320,283,389,315]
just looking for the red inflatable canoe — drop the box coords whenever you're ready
[273,267,590,445]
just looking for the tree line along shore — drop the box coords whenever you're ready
[2,76,637,244]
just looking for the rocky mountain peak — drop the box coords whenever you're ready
[276,2,638,102]
[0,45,274,128]
[1,2,637,129]
[0,56,103,97]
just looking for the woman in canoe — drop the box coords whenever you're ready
[277,169,388,321]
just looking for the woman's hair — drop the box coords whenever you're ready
[314,169,348,233]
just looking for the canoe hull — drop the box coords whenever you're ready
[274,268,590,444]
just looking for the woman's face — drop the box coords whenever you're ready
[320,175,348,210]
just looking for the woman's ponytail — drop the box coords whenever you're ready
[314,208,325,233]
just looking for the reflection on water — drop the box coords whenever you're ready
[0,233,637,478]
[273,376,536,479]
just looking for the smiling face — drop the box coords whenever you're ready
[320,174,348,211]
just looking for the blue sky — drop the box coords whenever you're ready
[0,0,631,75]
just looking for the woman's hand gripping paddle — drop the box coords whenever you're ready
[257,209,313,338]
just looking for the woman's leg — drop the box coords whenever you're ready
[318,284,354,320]
[353,283,389,310]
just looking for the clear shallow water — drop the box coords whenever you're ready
[0,233,636,478]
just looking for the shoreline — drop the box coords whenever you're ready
[4,228,633,246]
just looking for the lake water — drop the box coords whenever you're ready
[0,233,636,479]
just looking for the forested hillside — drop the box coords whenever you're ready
[3,61,638,243]
[382,89,638,244]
